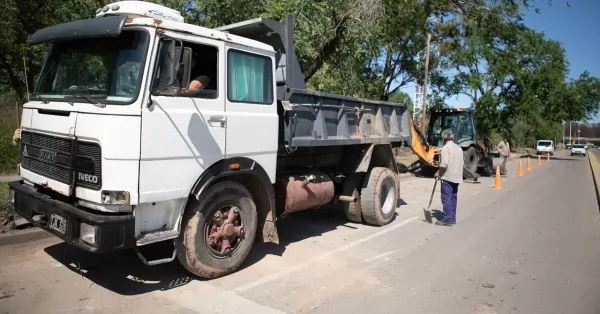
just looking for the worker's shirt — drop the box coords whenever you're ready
[497,141,510,157]
[439,140,464,184]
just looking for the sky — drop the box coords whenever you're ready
[400,0,600,121]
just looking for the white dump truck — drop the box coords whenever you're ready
[9,1,412,278]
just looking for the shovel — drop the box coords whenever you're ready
[423,178,439,223]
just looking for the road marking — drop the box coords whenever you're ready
[234,216,420,293]
[162,281,286,313]
[361,249,400,263]
[470,191,480,196]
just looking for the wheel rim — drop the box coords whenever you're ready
[204,203,245,258]
[379,177,396,215]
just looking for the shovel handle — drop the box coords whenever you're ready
[426,178,439,210]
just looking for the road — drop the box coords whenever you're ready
[1,152,599,314]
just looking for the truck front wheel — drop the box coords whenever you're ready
[360,167,398,226]
[177,181,257,279]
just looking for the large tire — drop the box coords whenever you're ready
[360,167,398,226]
[341,173,364,223]
[176,181,257,279]
[480,157,493,177]
[463,147,478,175]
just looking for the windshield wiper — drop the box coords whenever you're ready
[69,94,106,108]
[32,94,50,104]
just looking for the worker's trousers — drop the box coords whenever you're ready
[500,155,508,175]
[440,180,459,223]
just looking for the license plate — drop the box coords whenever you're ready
[49,214,67,234]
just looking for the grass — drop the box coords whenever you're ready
[0,182,14,220]
[514,147,537,155]
[396,154,419,165]
[0,97,21,175]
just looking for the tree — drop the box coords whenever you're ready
[389,91,414,113]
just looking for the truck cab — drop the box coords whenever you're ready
[11,1,279,261]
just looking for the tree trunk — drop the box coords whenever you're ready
[0,53,25,102]
[302,14,352,82]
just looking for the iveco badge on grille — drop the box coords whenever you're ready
[78,172,99,184]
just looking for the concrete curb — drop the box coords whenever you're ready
[0,175,21,183]
[0,228,53,247]
[587,153,600,208]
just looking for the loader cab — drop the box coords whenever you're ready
[427,108,475,148]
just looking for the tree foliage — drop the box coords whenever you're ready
[0,0,599,148]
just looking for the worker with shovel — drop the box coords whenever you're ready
[433,129,464,226]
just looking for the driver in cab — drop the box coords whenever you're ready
[175,54,211,97]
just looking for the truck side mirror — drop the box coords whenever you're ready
[150,37,186,95]
[173,46,192,90]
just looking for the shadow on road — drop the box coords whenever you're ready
[44,241,194,296]
[43,200,408,296]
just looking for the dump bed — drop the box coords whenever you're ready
[217,16,411,148]
[280,88,410,147]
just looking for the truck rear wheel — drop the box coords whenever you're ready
[176,181,257,279]
[360,167,398,226]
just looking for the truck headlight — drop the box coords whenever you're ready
[80,223,97,246]
[101,191,130,205]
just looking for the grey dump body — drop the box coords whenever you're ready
[217,17,411,149]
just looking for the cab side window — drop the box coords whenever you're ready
[227,50,273,104]
[154,40,218,99]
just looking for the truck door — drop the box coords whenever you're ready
[139,33,226,203]
[223,46,278,181]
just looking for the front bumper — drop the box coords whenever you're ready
[9,181,135,253]
[571,150,586,155]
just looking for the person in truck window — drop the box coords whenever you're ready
[175,53,211,97]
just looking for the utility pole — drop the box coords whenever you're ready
[569,121,572,145]
[419,32,432,130]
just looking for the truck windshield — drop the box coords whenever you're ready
[538,141,552,147]
[33,30,149,105]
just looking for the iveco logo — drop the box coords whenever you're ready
[39,149,57,163]
[78,172,99,184]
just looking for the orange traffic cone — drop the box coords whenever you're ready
[547,152,550,162]
[493,165,502,190]
[526,156,532,171]
[537,154,542,167]
[517,160,523,177]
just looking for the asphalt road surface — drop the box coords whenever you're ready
[1,152,599,314]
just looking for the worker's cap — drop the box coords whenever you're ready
[442,129,454,140]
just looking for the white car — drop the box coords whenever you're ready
[571,144,586,156]
[536,140,554,156]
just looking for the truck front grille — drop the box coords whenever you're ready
[20,131,102,190]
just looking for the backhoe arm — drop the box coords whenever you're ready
[405,114,439,167]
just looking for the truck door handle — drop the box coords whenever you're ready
[208,115,226,127]
[208,115,225,122]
